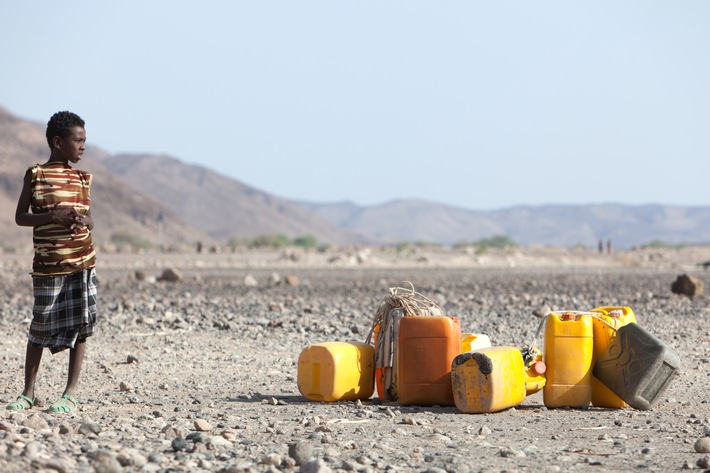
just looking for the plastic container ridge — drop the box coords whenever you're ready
[297,341,374,402]
[590,306,637,408]
[452,346,546,414]
[543,312,593,408]
[397,316,461,406]
[593,323,681,410]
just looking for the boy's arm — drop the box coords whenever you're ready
[15,170,81,231]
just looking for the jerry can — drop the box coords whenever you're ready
[461,333,492,352]
[590,306,637,408]
[297,341,374,402]
[593,323,680,410]
[451,346,546,413]
[397,316,461,406]
[543,311,593,408]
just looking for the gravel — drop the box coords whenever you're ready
[1,249,709,472]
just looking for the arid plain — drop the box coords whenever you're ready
[1,245,709,473]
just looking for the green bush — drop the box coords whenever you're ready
[641,240,685,250]
[110,232,153,250]
[293,235,317,248]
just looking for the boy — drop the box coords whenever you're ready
[6,111,97,413]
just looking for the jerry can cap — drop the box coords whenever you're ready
[532,361,546,375]
[560,312,576,321]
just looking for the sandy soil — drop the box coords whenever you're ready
[1,247,709,472]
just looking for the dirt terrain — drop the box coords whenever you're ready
[1,246,709,472]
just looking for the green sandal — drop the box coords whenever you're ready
[6,394,34,411]
[49,394,78,413]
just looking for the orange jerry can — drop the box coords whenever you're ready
[397,316,461,406]
[543,311,593,408]
[451,346,546,413]
[590,306,637,408]
[297,341,374,402]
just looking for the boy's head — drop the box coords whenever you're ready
[46,111,85,149]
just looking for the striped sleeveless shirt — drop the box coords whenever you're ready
[30,163,96,276]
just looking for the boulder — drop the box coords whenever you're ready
[671,274,704,297]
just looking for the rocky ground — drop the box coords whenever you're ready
[1,246,709,473]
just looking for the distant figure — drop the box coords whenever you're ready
[606,239,612,255]
[196,241,203,253]
[598,240,604,254]
[7,111,96,414]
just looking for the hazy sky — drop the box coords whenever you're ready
[1,1,708,210]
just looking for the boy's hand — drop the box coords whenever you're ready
[51,208,82,232]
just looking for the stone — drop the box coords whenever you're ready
[288,441,314,466]
[671,274,704,297]
[301,459,333,473]
[695,437,710,453]
[90,450,123,473]
[79,421,102,435]
[157,267,182,282]
[23,413,50,431]
[285,275,300,286]
[194,418,213,431]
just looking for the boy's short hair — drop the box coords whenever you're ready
[46,111,85,148]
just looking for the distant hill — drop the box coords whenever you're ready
[2,106,710,250]
[303,201,710,249]
[100,154,367,244]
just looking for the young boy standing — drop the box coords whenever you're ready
[7,111,97,413]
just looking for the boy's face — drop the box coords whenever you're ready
[54,126,86,164]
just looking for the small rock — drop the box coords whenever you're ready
[90,450,123,473]
[119,381,133,392]
[698,455,710,469]
[671,274,704,297]
[286,275,300,286]
[157,267,182,282]
[79,421,102,435]
[194,419,212,431]
[127,354,139,364]
[171,437,189,452]
[23,414,50,431]
[695,437,710,453]
[288,441,314,466]
[244,274,258,287]
[301,459,332,473]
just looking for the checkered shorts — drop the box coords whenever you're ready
[28,267,97,354]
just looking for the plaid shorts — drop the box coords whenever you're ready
[28,267,97,354]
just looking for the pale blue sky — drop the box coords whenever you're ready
[1,1,708,210]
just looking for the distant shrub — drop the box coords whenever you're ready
[248,234,291,249]
[641,240,685,250]
[476,235,517,249]
[293,235,317,248]
[110,231,152,250]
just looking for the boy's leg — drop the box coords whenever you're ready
[49,340,85,413]
[7,342,43,409]
[64,339,86,398]
[23,341,44,399]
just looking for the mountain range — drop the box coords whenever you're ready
[2,106,709,250]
